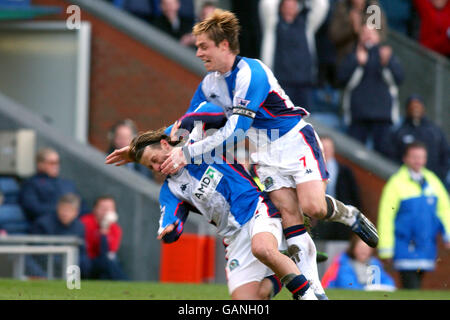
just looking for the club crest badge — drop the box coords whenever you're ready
[229,259,239,272]
[264,177,274,189]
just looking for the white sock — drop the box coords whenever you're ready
[300,287,318,300]
[326,195,357,227]
[286,233,326,296]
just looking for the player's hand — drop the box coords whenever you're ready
[161,147,187,175]
[170,120,182,143]
[157,220,179,240]
[105,146,132,166]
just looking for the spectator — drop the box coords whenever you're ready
[152,0,195,41]
[0,176,28,234]
[197,0,216,19]
[312,0,344,130]
[338,23,404,155]
[108,119,154,180]
[414,0,450,58]
[19,148,87,223]
[329,0,387,66]
[377,142,450,289]
[271,0,329,109]
[387,94,449,186]
[109,0,157,21]
[81,195,127,280]
[312,135,361,240]
[321,235,396,290]
[29,193,90,278]
[179,1,217,47]
[378,0,418,38]
[231,0,262,59]
[259,0,279,69]
[316,0,340,86]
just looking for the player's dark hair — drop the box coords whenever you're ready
[128,127,180,163]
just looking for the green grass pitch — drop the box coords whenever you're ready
[0,278,449,300]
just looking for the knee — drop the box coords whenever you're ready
[301,198,327,219]
[251,241,277,265]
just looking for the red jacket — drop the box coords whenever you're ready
[415,0,450,56]
[80,213,122,259]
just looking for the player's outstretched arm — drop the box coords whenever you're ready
[105,146,132,166]
[157,220,179,240]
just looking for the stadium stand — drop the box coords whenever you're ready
[0,93,162,281]
[0,177,29,234]
[0,234,81,279]
[0,0,60,19]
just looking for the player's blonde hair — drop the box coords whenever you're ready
[193,9,241,54]
[128,127,179,162]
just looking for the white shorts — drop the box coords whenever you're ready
[224,199,286,295]
[251,119,329,192]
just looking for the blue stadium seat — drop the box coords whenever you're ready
[0,0,61,20]
[0,204,29,234]
[0,176,21,204]
[0,0,31,6]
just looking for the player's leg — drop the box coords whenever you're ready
[251,232,299,276]
[294,124,379,248]
[231,282,265,300]
[267,188,326,299]
[283,215,327,299]
[225,218,287,300]
[258,275,283,299]
[268,187,304,226]
[249,204,317,300]
[251,232,316,300]
[226,232,315,299]
[232,276,283,300]
[295,180,379,248]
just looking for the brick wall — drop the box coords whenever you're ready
[34,0,201,152]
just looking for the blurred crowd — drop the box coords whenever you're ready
[108,0,449,189]
[0,119,154,280]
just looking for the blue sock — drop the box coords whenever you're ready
[284,274,310,299]
[265,274,283,298]
[283,224,307,240]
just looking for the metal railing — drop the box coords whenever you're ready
[0,235,82,280]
